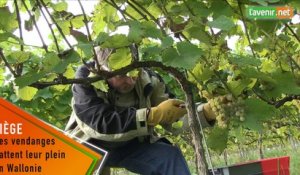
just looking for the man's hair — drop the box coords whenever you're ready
[95,46,115,71]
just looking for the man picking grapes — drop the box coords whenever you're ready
[65,47,218,175]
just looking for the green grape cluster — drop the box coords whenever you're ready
[209,95,245,128]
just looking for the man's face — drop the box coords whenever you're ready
[107,75,137,93]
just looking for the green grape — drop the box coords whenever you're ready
[209,95,246,128]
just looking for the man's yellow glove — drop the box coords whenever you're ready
[147,99,187,126]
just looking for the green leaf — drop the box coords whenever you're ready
[16,86,38,101]
[63,65,75,79]
[34,87,53,99]
[95,32,109,45]
[0,32,20,42]
[190,64,213,83]
[250,0,268,6]
[128,20,144,43]
[161,36,174,49]
[108,48,132,70]
[243,98,276,131]
[210,0,234,17]
[76,42,94,59]
[7,51,31,64]
[256,21,278,34]
[228,79,256,97]
[51,2,68,12]
[177,42,202,69]
[184,26,212,45]
[54,50,80,74]
[42,52,61,72]
[241,67,274,83]
[141,21,162,39]
[15,72,46,88]
[92,80,109,92]
[266,71,300,97]
[185,0,211,17]
[101,34,131,48]
[207,15,235,31]
[162,42,202,69]
[207,127,228,153]
[70,29,88,43]
[162,47,180,67]
[0,7,18,32]
[229,55,261,67]
[71,15,85,29]
[140,45,162,61]
[57,20,71,35]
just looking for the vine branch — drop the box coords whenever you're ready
[130,0,166,36]
[126,0,148,20]
[30,61,190,88]
[39,0,72,49]
[14,0,24,76]
[0,48,17,77]
[103,0,136,20]
[252,90,300,108]
[237,0,257,58]
[284,23,300,43]
[21,0,48,52]
[37,0,60,52]
[77,0,101,72]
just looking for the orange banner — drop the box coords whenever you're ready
[0,98,106,174]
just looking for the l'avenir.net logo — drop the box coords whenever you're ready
[246,5,296,20]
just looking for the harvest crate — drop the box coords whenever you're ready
[209,156,290,175]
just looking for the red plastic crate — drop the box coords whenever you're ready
[209,156,290,175]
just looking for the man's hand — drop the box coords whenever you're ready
[147,99,187,126]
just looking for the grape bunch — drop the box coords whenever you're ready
[209,95,245,128]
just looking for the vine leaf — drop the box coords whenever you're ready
[184,26,212,45]
[71,15,85,29]
[0,6,18,32]
[7,51,31,64]
[250,0,268,6]
[243,98,276,131]
[162,42,202,69]
[228,79,257,97]
[128,20,144,43]
[142,21,162,39]
[15,72,46,88]
[16,86,38,101]
[108,48,132,70]
[207,126,229,153]
[266,70,300,97]
[101,34,131,48]
[161,36,174,49]
[33,87,53,99]
[50,2,68,12]
[207,15,235,31]
[42,52,61,72]
[229,55,261,67]
[0,32,20,42]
